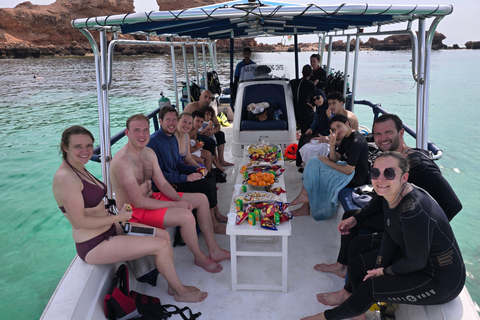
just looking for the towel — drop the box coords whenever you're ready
[303,158,355,221]
[299,142,330,164]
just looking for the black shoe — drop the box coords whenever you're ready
[298,168,304,173]
[173,227,186,247]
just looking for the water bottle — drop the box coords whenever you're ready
[158,92,171,110]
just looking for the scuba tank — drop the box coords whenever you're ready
[158,92,171,109]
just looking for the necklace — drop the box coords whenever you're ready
[65,160,101,188]
[387,182,407,205]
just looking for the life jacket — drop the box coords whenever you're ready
[284,143,298,160]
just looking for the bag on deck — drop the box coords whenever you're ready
[104,264,201,320]
[207,71,221,95]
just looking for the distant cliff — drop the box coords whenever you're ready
[0,0,477,59]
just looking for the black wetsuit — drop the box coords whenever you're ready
[324,186,465,320]
[336,148,462,265]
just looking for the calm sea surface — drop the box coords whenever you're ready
[1,50,479,318]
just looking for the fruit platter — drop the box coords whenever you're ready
[245,141,282,166]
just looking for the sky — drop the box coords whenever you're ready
[1,0,479,46]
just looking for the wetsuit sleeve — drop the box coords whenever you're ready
[407,150,462,221]
[353,194,383,221]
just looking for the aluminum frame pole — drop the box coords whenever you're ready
[193,41,199,85]
[351,33,360,112]
[343,35,351,98]
[416,18,427,150]
[326,35,333,73]
[182,43,191,105]
[202,43,207,89]
[170,42,179,110]
[98,30,113,198]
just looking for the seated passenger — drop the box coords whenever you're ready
[52,125,207,302]
[175,112,204,168]
[296,89,331,167]
[302,152,465,320]
[184,90,233,169]
[147,106,228,228]
[189,110,215,171]
[110,114,229,273]
[325,91,359,131]
[291,115,369,220]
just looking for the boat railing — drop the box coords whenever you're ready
[90,99,443,162]
[354,99,443,160]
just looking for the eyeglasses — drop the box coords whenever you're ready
[370,167,402,180]
[314,96,322,100]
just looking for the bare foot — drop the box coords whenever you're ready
[174,287,208,303]
[215,213,228,223]
[195,256,223,273]
[168,285,200,296]
[220,161,234,166]
[210,248,230,262]
[291,204,310,216]
[316,289,351,306]
[300,313,326,320]
[213,223,226,234]
[314,262,347,278]
[290,192,309,206]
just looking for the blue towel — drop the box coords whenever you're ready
[303,158,355,221]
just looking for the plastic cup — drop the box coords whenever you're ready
[227,212,236,226]
[234,184,243,195]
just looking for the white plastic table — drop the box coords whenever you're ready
[226,154,291,292]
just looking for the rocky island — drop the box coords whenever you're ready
[1,0,478,59]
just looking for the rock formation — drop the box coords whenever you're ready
[0,0,468,59]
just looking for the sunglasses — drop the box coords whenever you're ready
[370,167,402,180]
[314,96,322,100]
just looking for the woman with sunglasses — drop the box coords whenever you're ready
[301,152,465,320]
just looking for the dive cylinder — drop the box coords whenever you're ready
[158,92,171,109]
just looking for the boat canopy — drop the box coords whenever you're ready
[71,1,453,197]
[71,1,453,39]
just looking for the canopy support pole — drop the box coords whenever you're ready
[193,40,200,85]
[416,18,427,150]
[326,35,333,74]
[182,43,191,105]
[98,30,112,198]
[202,43,207,88]
[343,35,351,99]
[230,31,234,110]
[294,27,299,79]
[170,42,179,109]
[351,33,360,112]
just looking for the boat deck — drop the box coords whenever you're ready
[139,125,348,319]
[41,125,479,320]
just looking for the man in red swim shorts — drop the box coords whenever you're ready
[110,114,230,273]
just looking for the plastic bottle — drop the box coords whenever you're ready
[158,92,171,110]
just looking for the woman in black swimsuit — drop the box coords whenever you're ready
[52,126,207,303]
[301,151,465,320]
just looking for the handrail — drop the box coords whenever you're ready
[90,107,162,162]
[354,100,443,160]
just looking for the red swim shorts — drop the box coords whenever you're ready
[129,192,183,229]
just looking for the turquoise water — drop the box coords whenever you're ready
[1,50,479,318]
